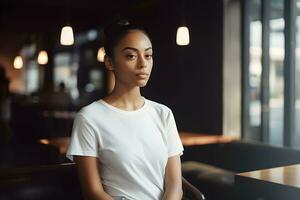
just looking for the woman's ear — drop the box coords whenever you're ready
[104,55,114,71]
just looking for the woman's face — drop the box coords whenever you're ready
[109,30,153,88]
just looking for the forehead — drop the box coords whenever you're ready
[116,30,152,50]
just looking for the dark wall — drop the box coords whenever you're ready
[133,0,224,134]
[0,0,224,135]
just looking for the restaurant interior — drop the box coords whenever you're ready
[1,0,300,199]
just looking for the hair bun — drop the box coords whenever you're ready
[105,17,130,30]
[116,19,130,26]
[102,17,149,57]
[103,18,130,38]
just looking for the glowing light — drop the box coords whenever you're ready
[176,26,190,46]
[37,50,48,65]
[13,56,23,69]
[60,26,74,45]
[97,47,105,62]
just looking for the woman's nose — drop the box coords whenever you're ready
[138,57,147,68]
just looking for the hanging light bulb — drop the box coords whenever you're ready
[97,47,105,62]
[13,56,23,69]
[176,26,190,46]
[60,26,74,45]
[37,50,48,65]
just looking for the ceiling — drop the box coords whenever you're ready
[0,0,163,33]
[0,0,173,62]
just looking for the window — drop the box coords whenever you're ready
[242,0,300,148]
[269,0,284,146]
[294,0,300,148]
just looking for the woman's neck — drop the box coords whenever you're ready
[103,83,144,111]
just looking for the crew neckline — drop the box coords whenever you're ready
[97,97,147,114]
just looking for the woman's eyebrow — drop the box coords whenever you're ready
[122,47,152,52]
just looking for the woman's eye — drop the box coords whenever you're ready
[145,54,153,59]
[126,55,137,60]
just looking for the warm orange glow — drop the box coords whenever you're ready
[37,50,48,65]
[38,137,70,154]
[13,56,23,69]
[39,139,50,144]
[179,132,239,146]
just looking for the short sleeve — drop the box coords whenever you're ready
[166,109,184,157]
[66,113,99,161]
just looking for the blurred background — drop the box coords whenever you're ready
[1,0,300,163]
[2,0,300,199]
[0,0,225,159]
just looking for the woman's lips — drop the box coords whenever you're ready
[136,73,148,79]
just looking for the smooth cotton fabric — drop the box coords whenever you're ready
[66,97,184,200]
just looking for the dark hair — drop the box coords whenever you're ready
[103,19,150,58]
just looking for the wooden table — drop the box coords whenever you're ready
[39,132,239,154]
[179,132,239,146]
[39,137,70,154]
[235,164,300,200]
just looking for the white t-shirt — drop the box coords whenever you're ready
[66,97,184,200]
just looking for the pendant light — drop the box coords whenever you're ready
[13,56,23,69]
[176,0,190,46]
[97,47,105,62]
[176,26,190,46]
[60,0,74,46]
[37,50,48,65]
[60,26,74,45]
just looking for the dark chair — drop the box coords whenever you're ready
[0,163,205,200]
[182,176,206,200]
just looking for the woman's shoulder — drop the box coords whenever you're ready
[145,98,172,114]
[76,101,104,119]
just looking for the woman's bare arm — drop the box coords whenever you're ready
[74,156,113,200]
[162,155,183,200]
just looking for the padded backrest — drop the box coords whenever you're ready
[182,141,300,173]
[217,141,300,172]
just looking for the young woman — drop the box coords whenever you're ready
[66,20,184,200]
